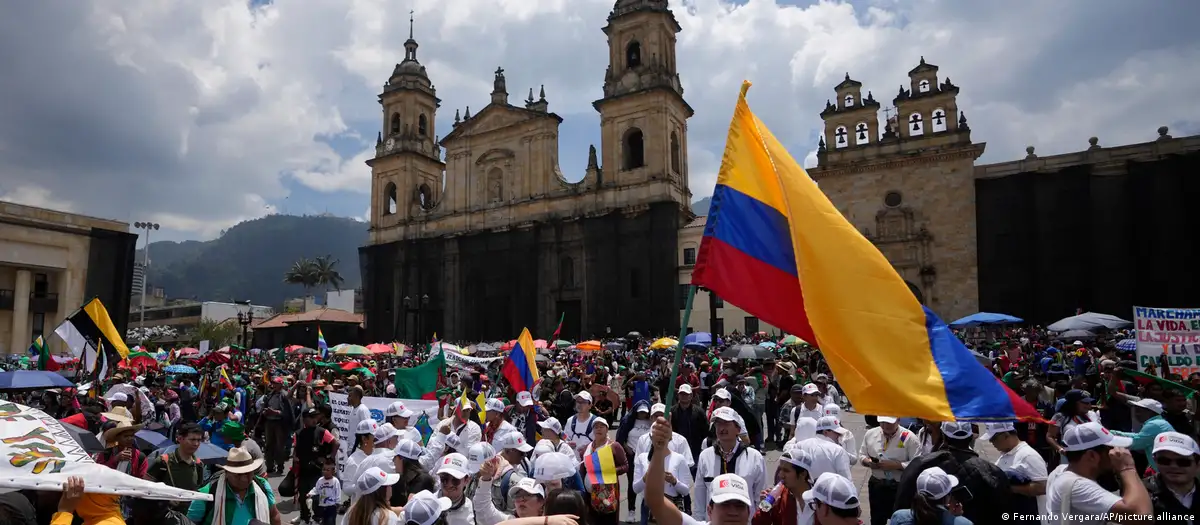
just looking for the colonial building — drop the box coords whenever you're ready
[360,0,694,343]
[0,201,137,354]
[809,58,1200,323]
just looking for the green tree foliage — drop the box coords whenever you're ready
[142,215,367,308]
[188,318,241,348]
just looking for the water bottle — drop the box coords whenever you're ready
[758,482,784,512]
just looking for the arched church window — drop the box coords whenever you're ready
[418,183,432,209]
[418,114,428,136]
[931,108,947,133]
[384,182,398,215]
[833,125,849,148]
[844,94,855,107]
[487,167,503,203]
[918,79,931,93]
[626,41,642,69]
[909,113,924,136]
[390,113,401,134]
[854,122,870,145]
[670,131,681,174]
[623,128,645,169]
[560,257,575,289]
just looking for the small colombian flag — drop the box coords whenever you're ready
[584,445,618,485]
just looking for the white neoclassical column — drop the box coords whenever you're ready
[10,269,31,355]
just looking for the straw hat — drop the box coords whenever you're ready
[221,447,263,474]
[101,406,135,424]
[100,418,143,448]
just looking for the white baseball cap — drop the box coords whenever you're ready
[712,407,740,424]
[516,391,534,407]
[709,473,752,506]
[781,449,814,472]
[1131,398,1164,414]
[876,416,898,424]
[981,422,1016,441]
[940,421,974,440]
[486,398,506,413]
[650,403,667,415]
[713,388,732,400]
[1152,431,1200,457]
[466,442,497,474]
[356,419,379,435]
[801,383,820,395]
[1062,421,1132,452]
[592,417,609,429]
[678,384,693,394]
[355,467,400,495]
[394,439,423,460]
[532,439,555,460]
[110,392,129,403]
[532,452,577,482]
[386,401,414,418]
[916,467,959,500]
[537,417,562,436]
[437,452,471,479]
[495,431,534,452]
[402,490,453,525]
[823,404,841,418]
[508,477,546,498]
[636,404,650,414]
[374,422,399,442]
[574,391,593,403]
[803,472,860,510]
[815,416,841,432]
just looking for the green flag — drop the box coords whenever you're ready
[394,352,446,400]
[31,336,59,371]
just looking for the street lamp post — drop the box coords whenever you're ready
[133,221,160,327]
[236,309,255,349]
[402,294,430,345]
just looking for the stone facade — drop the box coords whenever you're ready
[808,59,984,322]
[0,202,136,354]
[362,0,693,342]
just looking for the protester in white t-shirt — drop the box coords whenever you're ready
[1044,422,1151,525]
[982,423,1049,518]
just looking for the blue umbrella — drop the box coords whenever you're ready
[163,364,198,374]
[949,312,1024,328]
[1116,338,1137,351]
[683,332,712,349]
[0,370,75,392]
[154,442,229,465]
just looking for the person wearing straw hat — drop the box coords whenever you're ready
[94,407,148,479]
[187,447,281,525]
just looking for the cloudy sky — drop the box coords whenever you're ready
[1,0,1198,242]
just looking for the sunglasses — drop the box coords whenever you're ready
[1155,456,1196,467]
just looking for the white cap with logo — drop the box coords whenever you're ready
[508,477,546,498]
[437,452,471,479]
[356,419,379,435]
[678,384,693,394]
[516,391,534,407]
[386,401,414,418]
[803,472,860,510]
[486,398,506,413]
[466,442,497,474]
[495,431,534,452]
[532,452,577,482]
[981,422,1016,441]
[537,417,563,436]
[709,473,752,506]
[940,421,974,440]
[1062,421,1132,452]
[1152,431,1200,457]
[355,466,400,496]
[574,391,593,403]
[394,439,423,461]
[650,403,667,416]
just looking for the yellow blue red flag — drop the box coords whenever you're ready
[690,81,1041,422]
[502,328,540,393]
[584,445,618,485]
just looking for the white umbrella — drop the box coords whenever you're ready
[0,402,211,501]
[104,383,155,422]
[1047,312,1132,332]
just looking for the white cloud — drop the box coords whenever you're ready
[0,0,1197,240]
[0,185,75,213]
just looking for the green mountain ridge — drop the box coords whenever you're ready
[141,198,711,309]
[140,215,368,308]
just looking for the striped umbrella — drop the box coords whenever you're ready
[1116,338,1137,351]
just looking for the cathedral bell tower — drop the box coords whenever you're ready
[592,0,694,196]
[368,13,446,230]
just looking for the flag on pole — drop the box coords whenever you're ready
[54,298,131,363]
[393,352,446,400]
[29,336,60,372]
[219,366,234,390]
[584,445,618,485]
[689,81,1041,422]
[459,389,487,423]
[317,326,328,359]
[502,328,540,393]
[551,312,565,341]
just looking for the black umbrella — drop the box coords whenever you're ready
[720,344,774,360]
[135,429,172,452]
[60,422,104,454]
[155,443,229,465]
[626,331,642,339]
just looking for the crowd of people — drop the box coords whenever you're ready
[2,326,1198,525]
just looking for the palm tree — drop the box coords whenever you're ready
[314,255,345,292]
[283,258,320,297]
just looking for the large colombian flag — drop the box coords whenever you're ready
[691,81,1041,422]
[502,327,540,393]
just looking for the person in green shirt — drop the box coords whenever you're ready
[187,447,282,525]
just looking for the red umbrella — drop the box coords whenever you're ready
[501,340,517,351]
[178,347,199,356]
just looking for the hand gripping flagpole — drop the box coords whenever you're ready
[663,285,697,419]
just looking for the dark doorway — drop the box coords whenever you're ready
[905,281,925,304]
[556,300,582,341]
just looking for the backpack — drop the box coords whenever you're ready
[567,415,596,443]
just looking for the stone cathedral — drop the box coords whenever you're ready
[360,0,694,343]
